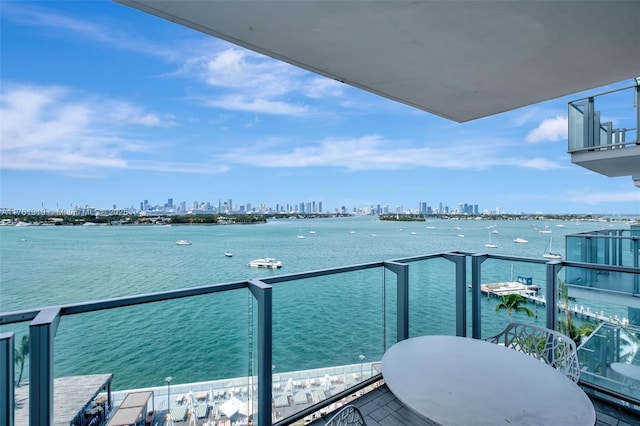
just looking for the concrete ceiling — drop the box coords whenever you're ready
[116,1,640,122]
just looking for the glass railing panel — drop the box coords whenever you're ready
[271,267,384,423]
[52,290,251,426]
[568,84,639,152]
[566,235,639,269]
[477,258,548,339]
[408,257,458,337]
[576,267,640,406]
[0,321,30,425]
[568,102,585,151]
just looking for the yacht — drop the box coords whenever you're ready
[248,258,282,269]
[176,240,192,245]
[225,251,233,257]
[513,237,528,244]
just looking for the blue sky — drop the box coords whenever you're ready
[1,1,638,214]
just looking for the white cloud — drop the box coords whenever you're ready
[567,190,640,205]
[206,94,309,115]
[182,47,348,115]
[0,83,213,174]
[218,136,565,171]
[525,116,568,143]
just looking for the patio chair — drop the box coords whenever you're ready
[486,322,580,383]
[324,405,366,426]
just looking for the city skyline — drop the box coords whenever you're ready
[1,1,639,214]
[0,196,486,217]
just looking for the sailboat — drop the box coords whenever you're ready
[485,233,497,248]
[543,237,562,259]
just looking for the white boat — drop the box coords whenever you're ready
[176,240,192,245]
[485,233,497,248]
[248,258,282,269]
[543,238,562,259]
[513,237,528,243]
[225,251,233,257]
[297,235,306,239]
[309,230,316,234]
[540,226,552,234]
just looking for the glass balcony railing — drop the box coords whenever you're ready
[568,82,640,153]
[1,253,639,425]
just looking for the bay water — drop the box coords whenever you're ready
[0,216,617,391]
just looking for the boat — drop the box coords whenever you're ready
[476,276,540,297]
[225,251,233,257]
[540,226,552,234]
[248,258,282,269]
[485,233,497,248]
[513,237,528,243]
[297,227,306,239]
[176,240,192,245]
[309,230,316,234]
[543,238,562,259]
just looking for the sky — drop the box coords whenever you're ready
[1,1,639,215]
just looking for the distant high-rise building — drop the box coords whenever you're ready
[318,202,322,213]
[168,198,173,208]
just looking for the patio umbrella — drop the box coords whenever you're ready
[219,396,247,418]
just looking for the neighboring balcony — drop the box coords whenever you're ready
[1,246,640,425]
[568,81,640,181]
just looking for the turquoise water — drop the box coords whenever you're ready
[0,217,618,390]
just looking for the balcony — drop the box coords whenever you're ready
[568,82,640,181]
[1,250,640,426]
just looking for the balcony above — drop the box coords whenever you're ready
[568,83,640,181]
[570,145,640,177]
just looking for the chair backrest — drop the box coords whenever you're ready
[486,322,580,383]
[324,405,366,426]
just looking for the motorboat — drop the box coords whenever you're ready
[513,237,528,243]
[225,251,233,257]
[176,240,192,245]
[248,258,282,269]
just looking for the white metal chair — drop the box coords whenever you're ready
[486,322,580,383]
[324,405,366,426]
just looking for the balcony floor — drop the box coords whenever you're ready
[307,383,640,426]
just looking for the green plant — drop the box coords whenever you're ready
[495,294,534,322]
[15,334,29,387]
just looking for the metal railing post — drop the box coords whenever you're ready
[384,262,409,342]
[29,307,61,426]
[248,280,272,426]
[0,332,15,426]
[470,254,488,339]
[545,262,563,331]
[443,253,467,337]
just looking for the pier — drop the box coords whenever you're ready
[479,280,630,327]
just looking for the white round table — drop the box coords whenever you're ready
[611,362,640,382]
[382,335,595,426]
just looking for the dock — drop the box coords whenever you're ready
[477,279,629,327]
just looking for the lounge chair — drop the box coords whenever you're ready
[486,322,580,382]
[324,405,366,426]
